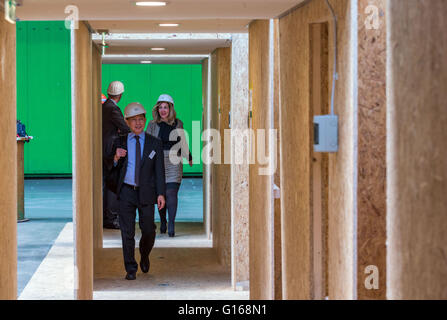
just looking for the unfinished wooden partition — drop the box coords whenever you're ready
[72,22,94,300]
[309,21,330,300]
[201,58,211,239]
[248,20,275,300]
[0,10,18,300]
[279,0,355,299]
[92,43,103,271]
[357,0,386,300]
[211,48,232,268]
[230,34,250,290]
[279,0,388,299]
[272,20,282,300]
[387,0,447,299]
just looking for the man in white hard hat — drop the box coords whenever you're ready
[106,102,166,280]
[102,80,130,229]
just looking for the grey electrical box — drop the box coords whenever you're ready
[314,115,338,153]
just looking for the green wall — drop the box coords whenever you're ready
[102,64,203,174]
[17,21,72,176]
[17,21,203,176]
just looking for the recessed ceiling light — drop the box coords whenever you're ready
[135,2,167,6]
[151,48,166,51]
[141,61,152,64]
[159,23,179,27]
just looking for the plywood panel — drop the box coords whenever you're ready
[0,8,18,300]
[92,44,103,270]
[357,0,386,300]
[387,0,447,299]
[73,22,94,300]
[249,20,274,300]
[279,0,354,299]
[230,34,250,288]
[272,19,283,300]
[217,48,232,268]
[211,48,232,269]
[202,58,211,239]
[310,22,329,300]
[210,51,218,242]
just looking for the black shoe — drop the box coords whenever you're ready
[160,224,167,234]
[140,256,150,273]
[168,232,175,238]
[125,272,136,280]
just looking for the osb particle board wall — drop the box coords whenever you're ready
[92,44,103,268]
[272,19,283,300]
[387,0,447,299]
[248,20,274,300]
[201,58,211,239]
[357,0,386,300]
[230,35,250,287]
[73,22,94,300]
[279,0,355,299]
[211,48,232,268]
[309,21,330,300]
[0,8,18,299]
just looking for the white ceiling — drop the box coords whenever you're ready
[89,19,251,34]
[102,54,209,64]
[16,0,304,63]
[16,0,303,32]
[93,33,232,56]
[95,33,233,63]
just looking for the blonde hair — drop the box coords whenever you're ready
[152,101,177,125]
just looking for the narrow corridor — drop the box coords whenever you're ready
[1,0,447,301]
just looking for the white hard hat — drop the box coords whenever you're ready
[107,81,125,95]
[124,102,146,119]
[157,94,174,106]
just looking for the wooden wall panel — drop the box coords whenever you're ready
[72,22,93,300]
[92,44,103,272]
[387,0,447,299]
[357,0,387,300]
[202,58,211,239]
[230,34,250,288]
[272,19,282,300]
[310,22,329,300]
[249,20,274,300]
[0,9,18,300]
[279,0,354,299]
[211,51,218,243]
[211,48,232,268]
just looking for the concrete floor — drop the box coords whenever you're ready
[18,178,247,300]
[95,223,248,300]
[20,222,248,300]
[18,179,73,295]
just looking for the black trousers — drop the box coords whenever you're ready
[103,175,119,226]
[158,182,181,234]
[118,184,156,273]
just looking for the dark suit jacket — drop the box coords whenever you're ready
[106,132,166,205]
[102,99,130,164]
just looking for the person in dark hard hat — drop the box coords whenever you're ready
[102,80,130,229]
[106,102,166,281]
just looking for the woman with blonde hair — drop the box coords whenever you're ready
[146,94,192,237]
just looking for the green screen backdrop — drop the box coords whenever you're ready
[17,21,72,176]
[102,64,203,175]
[17,21,203,176]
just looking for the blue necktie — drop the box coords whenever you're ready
[135,136,141,186]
